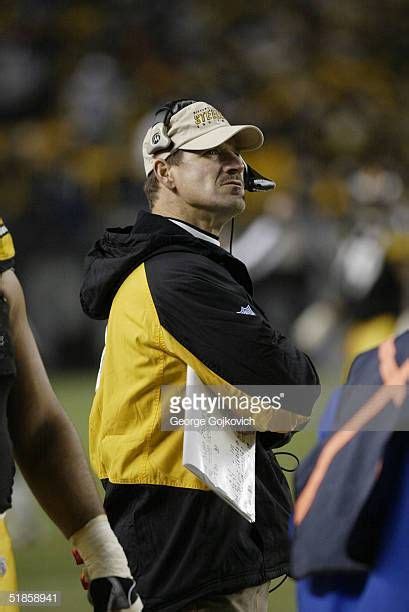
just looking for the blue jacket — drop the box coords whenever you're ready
[292,331,409,611]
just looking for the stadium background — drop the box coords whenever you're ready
[2,0,409,610]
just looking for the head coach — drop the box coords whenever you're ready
[80,100,320,611]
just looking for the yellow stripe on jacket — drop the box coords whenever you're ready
[89,262,231,488]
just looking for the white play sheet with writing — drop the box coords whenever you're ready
[182,367,256,522]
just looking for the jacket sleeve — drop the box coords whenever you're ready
[146,253,319,432]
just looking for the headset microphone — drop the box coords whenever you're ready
[244,163,276,192]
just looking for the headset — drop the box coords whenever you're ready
[147,99,276,192]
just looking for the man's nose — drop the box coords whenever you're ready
[223,152,245,175]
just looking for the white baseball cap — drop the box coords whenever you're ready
[143,101,264,176]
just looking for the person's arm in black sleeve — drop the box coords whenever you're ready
[258,333,319,449]
[270,331,320,385]
[146,252,320,433]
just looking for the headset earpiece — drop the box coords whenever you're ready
[147,99,198,155]
[147,122,172,154]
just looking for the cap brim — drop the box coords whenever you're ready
[179,124,264,152]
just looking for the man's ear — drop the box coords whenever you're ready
[153,159,175,190]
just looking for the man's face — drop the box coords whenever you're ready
[169,140,246,218]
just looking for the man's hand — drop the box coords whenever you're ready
[71,515,143,611]
[88,577,143,611]
[73,551,143,611]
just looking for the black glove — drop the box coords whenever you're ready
[88,577,143,611]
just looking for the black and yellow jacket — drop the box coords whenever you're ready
[0,218,16,514]
[81,210,319,611]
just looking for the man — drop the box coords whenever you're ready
[292,332,409,611]
[0,219,142,611]
[81,100,319,611]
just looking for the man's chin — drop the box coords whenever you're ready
[214,196,245,215]
[229,197,246,214]
[192,196,245,215]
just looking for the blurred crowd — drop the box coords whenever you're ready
[2,0,409,373]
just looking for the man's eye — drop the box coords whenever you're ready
[206,149,219,156]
